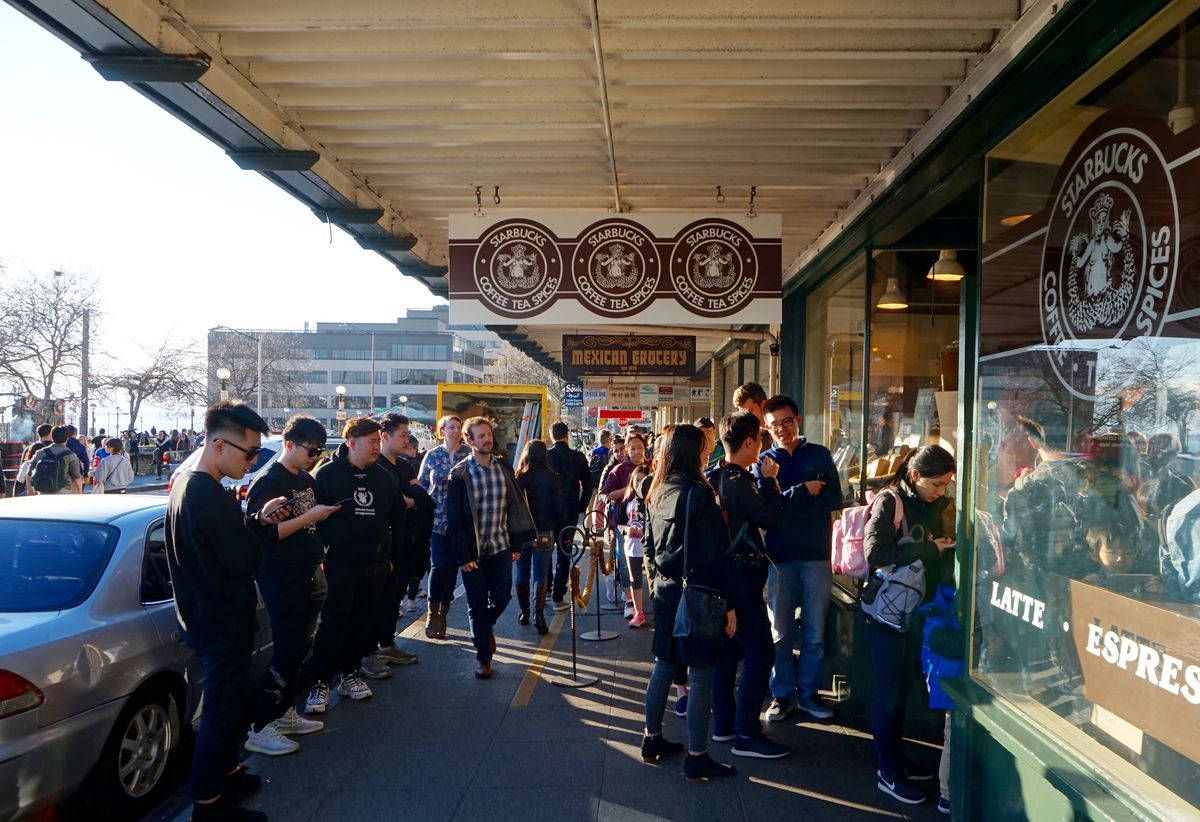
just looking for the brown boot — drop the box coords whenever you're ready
[475,660,493,679]
[432,602,448,640]
[424,603,437,639]
[534,580,549,635]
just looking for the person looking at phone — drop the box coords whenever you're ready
[165,402,289,822]
[863,444,956,806]
[305,416,405,714]
[758,394,843,725]
[243,415,341,757]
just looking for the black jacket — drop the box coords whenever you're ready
[313,444,404,567]
[864,478,954,595]
[714,461,784,560]
[547,441,592,516]
[446,455,537,565]
[518,464,566,534]
[644,472,732,592]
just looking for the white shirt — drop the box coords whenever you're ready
[96,454,134,491]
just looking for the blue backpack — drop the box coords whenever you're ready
[918,584,965,710]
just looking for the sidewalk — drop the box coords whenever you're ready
[173,591,946,822]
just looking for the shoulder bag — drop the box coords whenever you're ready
[672,486,728,656]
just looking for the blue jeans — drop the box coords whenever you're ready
[461,551,513,662]
[514,544,551,587]
[429,531,458,606]
[767,559,832,700]
[612,529,629,589]
[184,624,254,801]
[645,657,715,753]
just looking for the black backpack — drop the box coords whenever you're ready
[588,450,607,476]
[31,449,67,493]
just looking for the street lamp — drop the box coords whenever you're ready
[398,394,408,416]
[216,367,231,401]
[213,326,263,414]
[335,385,346,425]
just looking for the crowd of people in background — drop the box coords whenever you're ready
[147,378,961,822]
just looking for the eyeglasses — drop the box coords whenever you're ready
[768,416,798,432]
[216,439,263,462]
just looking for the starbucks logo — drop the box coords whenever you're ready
[571,219,660,318]
[1039,120,1179,400]
[669,219,759,317]
[473,219,562,318]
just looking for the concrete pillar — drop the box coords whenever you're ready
[710,356,724,421]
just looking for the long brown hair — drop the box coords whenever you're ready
[516,439,548,477]
[648,424,704,506]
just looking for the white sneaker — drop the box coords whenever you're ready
[338,673,373,700]
[274,706,324,736]
[245,722,300,756]
[605,576,617,603]
[553,598,571,612]
[623,602,635,619]
[360,655,392,680]
[305,682,330,715]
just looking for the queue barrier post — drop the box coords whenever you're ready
[551,523,599,688]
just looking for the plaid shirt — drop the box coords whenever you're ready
[418,441,471,535]
[467,455,508,556]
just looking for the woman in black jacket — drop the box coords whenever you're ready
[862,444,956,806]
[641,424,737,782]
[515,440,565,634]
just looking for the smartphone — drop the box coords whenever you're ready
[334,497,354,507]
[255,499,294,520]
[1106,574,1154,594]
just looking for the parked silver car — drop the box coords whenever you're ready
[0,495,272,820]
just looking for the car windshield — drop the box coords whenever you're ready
[0,519,120,612]
[249,446,276,473]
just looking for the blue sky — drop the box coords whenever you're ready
[0,5,441,428]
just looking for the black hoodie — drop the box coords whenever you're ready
[313,443,404,567]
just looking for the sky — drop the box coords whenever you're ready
[0,5,443,431]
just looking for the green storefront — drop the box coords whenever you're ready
[782,1,1200,818]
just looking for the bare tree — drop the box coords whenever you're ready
[97,341,206,431]
[0,267,99,405]
[207,329,312,407]
[485,341,564,395]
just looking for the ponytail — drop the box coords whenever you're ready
[884,444,956,488]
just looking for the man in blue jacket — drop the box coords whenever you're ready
[757,394,843,722]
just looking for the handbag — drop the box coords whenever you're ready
[671,487,728,656]
[534,531,555,553]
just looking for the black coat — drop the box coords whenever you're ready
[446,456,537,565]
[547,441,592,516]
[864,478,954,597]
[313,444,404,567]
[517,464,566,534]
[644,472,733,662]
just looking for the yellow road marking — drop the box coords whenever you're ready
[510,610,569,708]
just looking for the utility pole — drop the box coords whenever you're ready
[370,331,376,412]
[79,308,90,437]
[257,334,264,415]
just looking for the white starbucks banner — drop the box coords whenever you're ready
[448,212,782,325]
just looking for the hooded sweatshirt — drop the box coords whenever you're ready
[313,443,403,567]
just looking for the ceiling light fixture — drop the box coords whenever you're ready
[926,249,966,282]
[876,277,908,310]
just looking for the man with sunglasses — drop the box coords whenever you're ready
[243,416,342,756]
[166,402,289,822]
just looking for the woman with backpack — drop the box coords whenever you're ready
[641,424,737,782]
[862,444,956,806]
[95,438,135,494]
[514,439,565,634]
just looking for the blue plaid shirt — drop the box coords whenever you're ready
[418,442,471,535]
[467,455,508,556]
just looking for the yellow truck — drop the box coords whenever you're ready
[435,383,560,462]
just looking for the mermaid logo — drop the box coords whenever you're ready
[472,219,563,318]
[572,219,660,318]
[592,242,641,290]
[1039,114,1180,400]
[669,218,759,317]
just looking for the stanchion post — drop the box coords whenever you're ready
[579,515,619,643]
[551,524,599,688]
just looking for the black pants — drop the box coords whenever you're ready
[866,621,918,779]
[405,499,434,599]
[248,563,327,731]
[552,510,580,601]
[310,562,382,683]
[184,619,254,801]
[713,563,773,738]
[375,558,406,649]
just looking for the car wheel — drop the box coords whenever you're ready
[95,685,180,816]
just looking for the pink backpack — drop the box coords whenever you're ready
[831,488,902,579]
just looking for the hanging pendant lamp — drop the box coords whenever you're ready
[926,249,965,282]
[876,277,908,310]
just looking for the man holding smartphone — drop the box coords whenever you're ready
[758,394,843,724]
[244,415,341,756]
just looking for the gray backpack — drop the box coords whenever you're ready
[858,496,927,633]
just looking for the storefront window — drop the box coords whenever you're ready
[867,250,965,483]
[803,259,865,502]
[976,6,1200,813]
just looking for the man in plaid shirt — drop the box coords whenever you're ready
[446,417,536,679]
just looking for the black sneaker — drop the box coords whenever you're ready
[683,752,737,782]
[730,734,791,759]
[936,796,951,815]
[903,761,936,782]
[191,798,268,821]
[876,771,927,805]
[673,694,689,717]
[223,767,262,803]
[641,733,685,762]
[711,727,735,743]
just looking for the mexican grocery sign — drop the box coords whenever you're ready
[448,212,782,325]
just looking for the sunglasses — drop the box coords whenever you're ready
[299,444,323,458]
[216,438,264,462]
